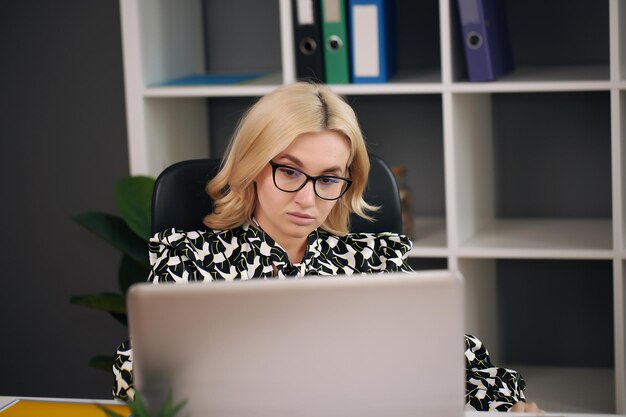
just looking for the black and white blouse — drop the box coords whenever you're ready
[113,223,526,411]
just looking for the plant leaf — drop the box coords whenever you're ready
[156,390,174,417]
[151,390,188,417]
[89,355,114,372]
[127,392,150,417]
[169,399,188,417]
[119,254,151,295]
[70,293,126,314]
[109,311,128,327]
[116,176,155,241]
[73,212,149,265]
[167,396,188,417]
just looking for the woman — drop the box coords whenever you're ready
[113,82,540,412]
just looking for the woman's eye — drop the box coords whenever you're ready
[319,177,339,185]
[278,167,301,178]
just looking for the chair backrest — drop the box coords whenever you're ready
[151,154,403,235]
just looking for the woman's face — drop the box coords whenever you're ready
[253,130,351,246]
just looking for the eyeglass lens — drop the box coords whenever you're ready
[273,165,349,200]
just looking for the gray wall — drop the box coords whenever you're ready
[0,0,129,398]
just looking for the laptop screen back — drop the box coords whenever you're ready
[128,271,465,417]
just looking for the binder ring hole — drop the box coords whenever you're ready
[300,37,317,55]
[466,32,483,49]
[328,35,342,51]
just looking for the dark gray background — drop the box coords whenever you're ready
[1,0,129,398]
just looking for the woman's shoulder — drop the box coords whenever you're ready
[311,230,412,272]
[150,225,248,246]
[317,229,412,251]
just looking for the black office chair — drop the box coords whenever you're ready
[151,154,402,235]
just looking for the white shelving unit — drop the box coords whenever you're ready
[119,0,626,413]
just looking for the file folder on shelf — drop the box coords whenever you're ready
[292,0,326,82]
[349,0,396,84]
[321,0,350,84]
[456,0,514,82]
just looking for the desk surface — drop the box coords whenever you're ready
[1,396,624,417]
[0,396,128,417]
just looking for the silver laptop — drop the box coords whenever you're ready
[127,271,465,417]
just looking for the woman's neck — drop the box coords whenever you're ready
[280,239,307,264]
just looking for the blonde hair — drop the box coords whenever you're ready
[204,82,375,235]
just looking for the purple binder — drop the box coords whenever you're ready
[456,0,514,82]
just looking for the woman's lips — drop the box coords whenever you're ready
[287,212,316,225]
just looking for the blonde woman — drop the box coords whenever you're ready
[113,82,539,412]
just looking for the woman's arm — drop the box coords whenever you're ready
[464,334,530,412]
[112,340,133,399]
[113,229,207,399]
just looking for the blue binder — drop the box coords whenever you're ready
[456,0,514,82]
[349,0,396,83]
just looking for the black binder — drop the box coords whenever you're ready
[292,0,325,82]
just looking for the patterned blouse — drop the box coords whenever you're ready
[113,223,526,411]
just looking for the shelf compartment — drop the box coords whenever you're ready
[498,258,614,366]
[451,91,613,253]
[136,98,209,177]
[205,97,259,157]
[130,0,205,87]
[135,0,282,88]
[449,0,610,83]
[460,258,615,362]
[460,257,616,413]
[393,0,442,83]
[509,365,615,414]
[493,92,611,218]
[410,217,448,252]
[348,94,446,235]
[203,0,281,75]
[498,258,615,412]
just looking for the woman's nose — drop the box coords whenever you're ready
[294,179,317,206]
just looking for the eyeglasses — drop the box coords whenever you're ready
[269,161,352,201]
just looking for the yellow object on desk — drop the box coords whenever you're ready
[0,399,130,417]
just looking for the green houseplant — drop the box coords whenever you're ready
[71,176,155,371]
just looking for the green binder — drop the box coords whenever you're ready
[321,0,350,84]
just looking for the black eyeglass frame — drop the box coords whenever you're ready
[268,161,353,201]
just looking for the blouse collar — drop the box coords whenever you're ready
[245,217,320,268]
